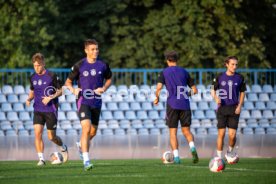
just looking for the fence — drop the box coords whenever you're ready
[0,68,276,87]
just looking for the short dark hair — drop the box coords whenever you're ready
[32,53,44,64]
[164,50,178,62]
[84,39,98,48]
[224,56,238,65]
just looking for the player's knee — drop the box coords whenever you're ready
[90,132,97,138]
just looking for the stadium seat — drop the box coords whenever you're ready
[13,85,25,94]
[25,85,30,94]
[251,84,262,93]
[0,94,7,103]
[19,112,31,121]
[108,120,120,129]
[262,110,274,119]
[160,110,166,119]
[56,129,66,136]
[205,110,216,119]
[132,120,144,129]
[18,129,29,136]
[247,93,258,102]
[25,103,34,112]
[267,102,276,110]
[246,85,251,92]
[60,103,72,111]
[72,121,82,130]
[130,102,141,110]
[196,84,206,92]
[255,102,266,110]
[270,93,276,101]
[0,121,12,130]
[60,121,72,130]
[262,85,273,93]
[107,102,118,111]
[66,111,79,121]
[102,94,112,102]
[118,102,130,111]
[140,85,151,93]
[148,110,160,120]
[136,110,148,120]
[254,127,265,135]
[101,111,113,120]
[129,85,139,94]
[259,93,270,102]
[208,127,218,135]
[198,101,209,110]
[0,112,7,121]
[7,112,19,121]
[18,94,28,103]
[135,93,146,102]
[153,102,164,110]
[106,85,117,93]
[113,111,125,120]
[24,121,33,130]
[201,119,212,128]
[59,95,66,103]
[251,110,262,119]
[2,85,13,94]
[209,101,217,110]
[196,127,207,135]
[101,103,107,111]
[161,128,169,135]
[155,119,166,128]
[7,94,19,103]
[267,128,276,134]
[194,110,205,120]
[119,120,131,129]
[6,129,17,136]
[1,103,13,112]
[190,102,197,110]
[243,101,254,110]
[243,127,254,134]
[138,128,149,135]
[143,120,155,129]
[66,129,78,136]
[191,93,202,102]
[102,129,113,136]
[150,128,160,135]
[114,128,125,135]
[117,85,128,91]
[191,119,200,128]
[13,103,25,112]
[258,119,270,128]
[125,111,136,120]
[247,119,259,128]
[112,94,124,102]
[0,130,4,137]
[239,120,247,128]
[98,120,108,129]
[240,110,251,119]
[141,102,153,110]
[127,129,137,135]
[58,111,66,121]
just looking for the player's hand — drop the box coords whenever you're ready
[94,87,105,95]
[42,96,52,105]
[153,97,159,105]
[215,97,221,105]
[26,100,31,107]
[235,105,241,114]
[73,88,82,96]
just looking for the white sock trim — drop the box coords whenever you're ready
[173,149,179,157]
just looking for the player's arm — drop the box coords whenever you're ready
[235,77,246,114]
[26,90,34,107]
[94,63,112,95]
[154,82,163,105]
[187,74,198,96]
[211,76,221,105]
[64,64,81,96]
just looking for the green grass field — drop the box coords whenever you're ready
[1,158,276,184]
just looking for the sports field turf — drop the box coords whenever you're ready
[0,158,276,184]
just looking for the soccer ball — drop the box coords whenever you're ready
[209,157,225,172]
[50,152,63,165]
[225,153,239,164]
[162,151,174,164]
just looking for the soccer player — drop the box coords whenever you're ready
[26,53,68,166]
[211,56,246,160]
[154,50,199,164]
[64,39,112,171]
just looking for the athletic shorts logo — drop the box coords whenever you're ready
[81,112,85,118]
[221,81,226,86]
[91,69,96,76]
[83,71,89,77]
[53,124,57,128]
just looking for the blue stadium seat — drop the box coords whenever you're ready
[60,121,72,130]
[101,111,113,120]
[209,101,217,110]
[148,110,160,120]
[255,102,266,110]
[2,85,13,95]
[13,85,25,94]
[112,94,124,102]
[191,93,202,102]
[7,112,19,121]
[119,120,131,129]
[101,103,107,111]
[117,85,128,91]
[24,121,33,130]
[262,110,274,119]
[106,85,117,93]
[18,129,29,136]
[270,93,276,101]
[0,130,4,137]
[251,110,262,119]
[6,129,17,136]
[247,119,259,128]
[130,102,141,110]
[0,112,7,121]
[262,85,273,93]
[58,111,66,121]
[102,94,112,102]
[251,84,262,93]
[118,102,130,111]
[135,94,146,102]
[102,129,114,136]
[246,85,251,92]
[66,94,76,103]
[58,95,66,103]
[13,103,24,112]
[0,121,12,130]
[194,110,205,120]
[153,102,164,110]
[240,110,250,119]
[72,121,82,130]
[1,103,13,112]
[60,103,72,111]
[201,119,212,128]
[25,85,30,94]
[196,84,206,92]
[154,119,166,128]
[205,110,216,119]
[136,110,148,120]
[254,127,265,135]
[258,119,270,128]
[114,128,125,135]
[113,111,125,120]
[243,101,254,110]
[7,94,19,103]
[98,120,108,129]
[143,120,155,129]
[267,101,276,110]
[66,111,79,121]
[19,112,31,121]
[125,111,136,120]
[129,85,139,94]
[198,101,209,110]
[107,102,118,111]
[196,127,207,135]
[127,129,137,135]
[247,93,258,101]
[150,128,160,135]
[161,128,169,135]
[18,94,28,103]
[160,110,166,119]
[258,93,270,102]
[267,128,276,134]
[243,127,254,134]
[56,129,66,136]
[190,102,197,110]
[66,129,78,136]
[0,94,7,103]
[141,102,153,110]
[25,103,34,112]
[140,85,151,93]
[208,127,218,135]
[138,128,149,135]
[191,119,200,128]
[131,120,143,129]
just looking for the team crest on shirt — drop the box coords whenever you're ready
[221,81,226,86]
[83,71,89,77]
[33,81,37,85]
[91,69,96,76]
[228,80,233,86]
[38,79,42,86]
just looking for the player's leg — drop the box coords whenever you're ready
[166,104,180,164]
[33,112,46,166]
[217,128,226,158]
[226,111,239,158]
[216,107,227,158]
[45,112,68,162]
[89,108,100,140]
[180,110,198,163]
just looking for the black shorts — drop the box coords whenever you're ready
[78,104,101,126]
[216,105,240,129]
[166,104,192,128]
[33,111,57,130]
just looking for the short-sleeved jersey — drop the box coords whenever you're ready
[67,58,112,108]
[157,66,194,110]
[212,72,246,106]
[30,70,62,112]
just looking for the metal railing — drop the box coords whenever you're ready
[0,68,276,87]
